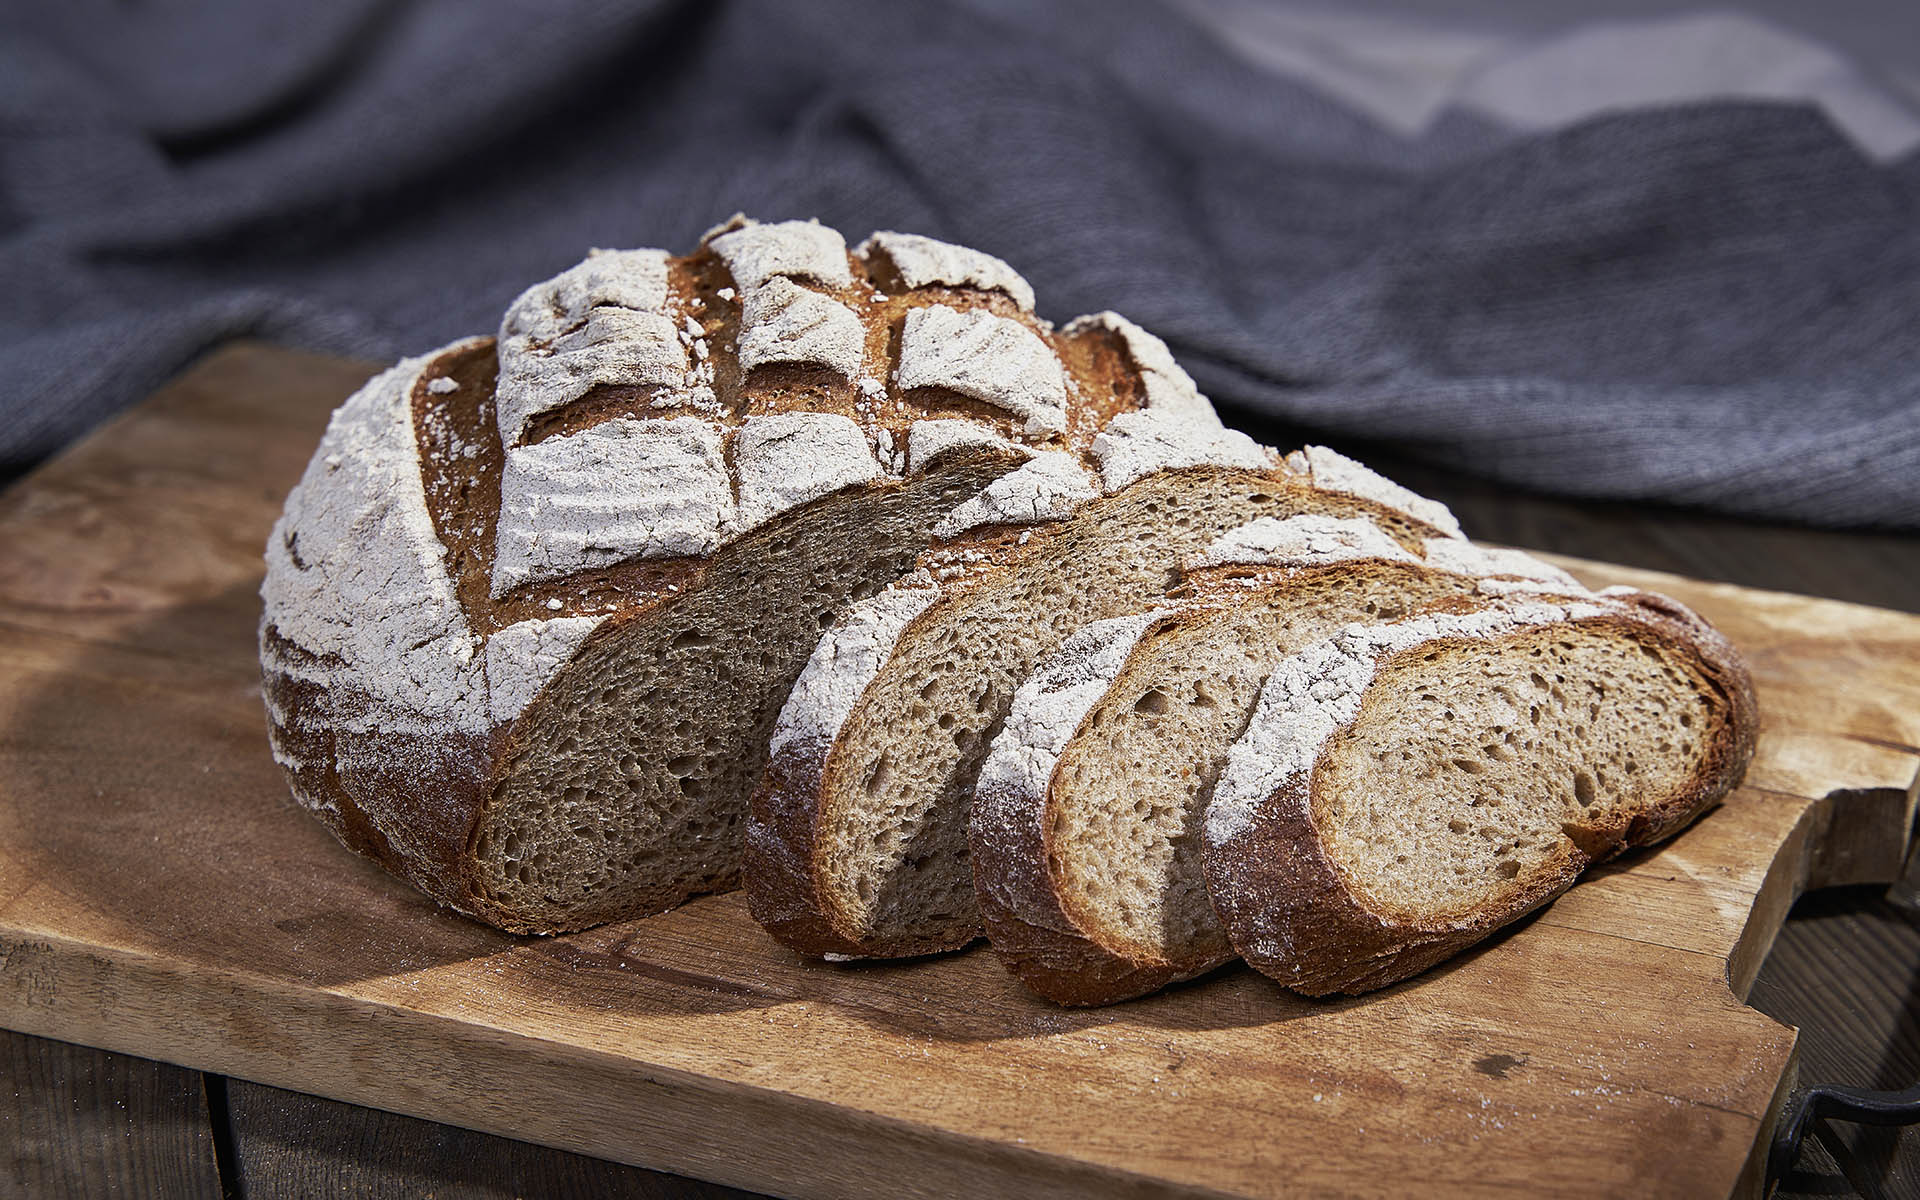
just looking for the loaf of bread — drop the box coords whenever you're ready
[262,214,1758,1007]
[261,217,1228,933]
[1201,590,1757,996]
[970,515,1596,1005]
[745,452,1466,959]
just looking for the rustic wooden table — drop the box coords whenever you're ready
[1,344,1914,1199]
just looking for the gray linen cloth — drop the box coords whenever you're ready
[3,0,1916,526]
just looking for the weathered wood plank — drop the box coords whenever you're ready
[224,1077,759,1199]
[0,1029,223,1198]
[1746,850,1920,1200]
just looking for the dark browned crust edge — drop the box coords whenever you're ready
[1203,597,1759,997]
[745,705,888,957]
[259,621,505,926]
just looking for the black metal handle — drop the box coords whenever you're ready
[1765,1080,1920,1192]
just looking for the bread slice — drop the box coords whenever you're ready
[970,515,1591,1005]
[746,455,1466,959]
[261,218,1192,933]
[1202,592,1757,996]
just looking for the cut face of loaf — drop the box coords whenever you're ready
[262,218,1208,934]
[747,461,1466,959]
[1202,594,1758,997]
[971,516,1590,1005]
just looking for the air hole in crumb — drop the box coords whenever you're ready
[1573,769,1597,807]
[671,630,714,651]
[1134,689,1170,715]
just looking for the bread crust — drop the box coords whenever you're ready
[262,220,1196,934]
[747,584,950,957]
[974,531,1589,1006]
[1202,598,1758,996]
[750,470,1471,962]
[971,608,1226,1005]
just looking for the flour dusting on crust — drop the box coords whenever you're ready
[768,580,943,772]
[1289,446,1463,540]
[1064,311,1212,421]
[736,277,866,378]
[896,305,1070,435]
[933,451,1098,538]
[485,615,609,725]
[495,249,684,445]
[491,416,732,594]
[732,413,882,532]
[1420,538,1583,592]
[1206,598,1615,849]
[905,419,1025,474]
[261,342,490,738]
[709,219,853,291]
[1090,408,1268,493]
[859,231,1036,310]
[499,248,670,345]
[1190,514,1418,571]
[975,611,1168,852]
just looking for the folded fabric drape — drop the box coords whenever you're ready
[3,0,1916,526]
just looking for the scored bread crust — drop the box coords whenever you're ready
[261,218,1207,934]
[1201,594,1758,997]
[747,458,1469,961]
[971,519,1593,1005]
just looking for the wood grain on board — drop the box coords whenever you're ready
[0,343,1915,1200]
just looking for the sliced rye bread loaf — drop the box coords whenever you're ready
[260,217,1212,934]
[1201,591,1758,997]
[746,453,1467,959]
[970,515,1594,1005]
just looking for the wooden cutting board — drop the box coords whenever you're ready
[1,343,1915,1200]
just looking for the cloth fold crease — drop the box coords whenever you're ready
[2,0,1915,527]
